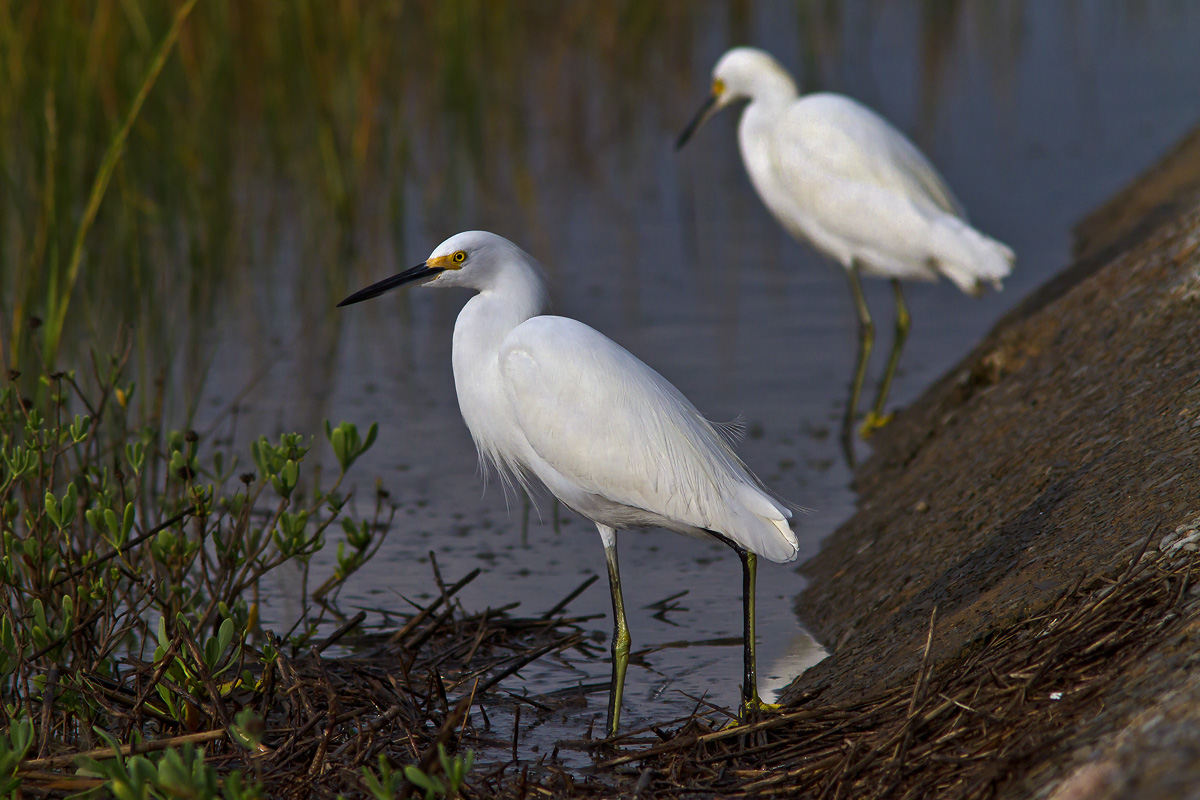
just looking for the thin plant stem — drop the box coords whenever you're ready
[43,0,201,365]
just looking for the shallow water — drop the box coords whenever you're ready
[11,0,1200,763]
[256,2,1200,758]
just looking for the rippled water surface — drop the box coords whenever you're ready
[7,0,1200,758]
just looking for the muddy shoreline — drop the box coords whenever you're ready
[782,129,1200,797]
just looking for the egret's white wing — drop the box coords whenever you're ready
[781,93,963,217]
[499,316,797,562]
[762,93,1014,290]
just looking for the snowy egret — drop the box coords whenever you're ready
[338,231,798,736]
[676,47,1014,454]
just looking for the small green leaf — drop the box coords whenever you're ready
[125,441,145,473]
[362,422,378,452]
[122,502,135,541]
[44,492,60,527]
[217,617,235,658]
[104,508,120,541]
[60,483,78,527]
[403,765,439,792]
[69,414,92,443]
[230,708,264,751]
[32,599,46,632]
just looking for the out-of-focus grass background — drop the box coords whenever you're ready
[1,1,703,392]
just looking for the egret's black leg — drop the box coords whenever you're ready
[862,278,909,435]
[702,532,782,722]
[737,548,778,713]
[600,526,630,737]
[740,548,759,708]
[840,263,874,465]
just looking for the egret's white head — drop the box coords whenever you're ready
[419,231,541,290]
[337,231,543,306]
[676,47,798,150]
[711,48,797,106]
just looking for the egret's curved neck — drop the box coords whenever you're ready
[451,259,549,399]
[456,261,548,350]
[451,259,548,476]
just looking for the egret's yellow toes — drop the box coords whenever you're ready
[721,699,783,729]
[859,411,893,437]
[744,698,783,714]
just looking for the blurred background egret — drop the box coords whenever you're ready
[676,46,1014,462]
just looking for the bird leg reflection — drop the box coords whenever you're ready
[862,279,909,436]
[601,526,631,737]
[841,263,874,465]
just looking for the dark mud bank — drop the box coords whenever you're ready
[785,132,1200,798]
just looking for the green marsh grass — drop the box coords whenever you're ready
[0,1,703,399]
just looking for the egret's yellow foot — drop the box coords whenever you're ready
[744,697,782,714]
[721,698,783,728]
[859,411,893,437]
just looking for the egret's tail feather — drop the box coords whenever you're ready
[762,515,799,563]
[930,216,1014,296]
[730,484,799,564]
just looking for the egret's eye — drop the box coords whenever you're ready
[712,77,726,96]
[452,250,467,264]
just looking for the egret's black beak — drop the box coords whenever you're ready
[675,93,719,151]
[337,262,444,307]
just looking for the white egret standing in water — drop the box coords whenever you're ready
[677,47,1013,459]
[338,231,799,736]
